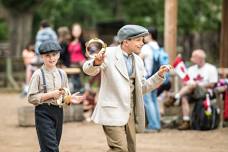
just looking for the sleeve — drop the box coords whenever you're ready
[82,59,103,76]
[142,73,165,94]
[209,65,218,83]
[27,70,43,106]
[137,57,165,94]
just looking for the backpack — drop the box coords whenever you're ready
[191,95,220,130]
[149,46,170,83]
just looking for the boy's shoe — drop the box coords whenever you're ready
[178,121,190,130]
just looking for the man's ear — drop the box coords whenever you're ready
[57,52,60,59]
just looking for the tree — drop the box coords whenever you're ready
[0,0,43,89]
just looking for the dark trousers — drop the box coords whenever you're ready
[35,104,63,152]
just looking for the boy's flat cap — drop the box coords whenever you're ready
[38,40,62,54]
[117,25,149,42]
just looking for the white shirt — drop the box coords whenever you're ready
[188,63,218,86]
[140,41,159,77]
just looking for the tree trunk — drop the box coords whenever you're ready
[164,0,178,64]
[4,11,33,90]
[8,12,33,57]
[6,56,19,90]
[220,0,228,68]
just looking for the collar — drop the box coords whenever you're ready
[42,65,57,73]
[122,50,133,58]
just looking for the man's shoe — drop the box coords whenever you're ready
[178,121,190,130]
[144,128,160,133]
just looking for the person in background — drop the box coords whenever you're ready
[22,42,36,96]
[68,23,86,67]
[57,26,71,67]
[35,20,58,54]
[140,27,161,132]
[83,24,171,152]
[67,23,86,92]
[164,49,218,130]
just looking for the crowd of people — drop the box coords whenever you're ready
[22,19,225,152]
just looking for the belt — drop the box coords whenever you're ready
[41,103,63,108]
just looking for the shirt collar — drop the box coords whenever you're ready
[122,50,133,58]
[42,65,58,73]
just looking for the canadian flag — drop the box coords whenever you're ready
[173,55,191,83]
[203,94,212,116]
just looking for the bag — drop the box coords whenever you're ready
[151,47,170,86]
[191,96,220,130]
[192,86,207,101]
[150,47,169,75]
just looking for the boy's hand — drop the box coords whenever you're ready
[93,50,105,66]
[70,92,85,104]
[158,65,173,78]
[51,90,64,100]
[64,92,85,105]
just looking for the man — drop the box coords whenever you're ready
[164,49,218,130]
[140,27,162,132]
[83,25,171,152]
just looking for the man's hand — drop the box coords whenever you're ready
[93,50,105,66]
[158,65,173,78]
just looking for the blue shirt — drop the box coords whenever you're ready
[122,51,133,76]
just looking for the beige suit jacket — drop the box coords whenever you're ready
[83,45,164,133]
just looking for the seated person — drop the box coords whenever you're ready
[164,49,218,130]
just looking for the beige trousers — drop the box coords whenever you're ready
[103,113,136,152]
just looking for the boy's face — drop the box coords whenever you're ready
[41,52,60,68]
[124,37,144,54]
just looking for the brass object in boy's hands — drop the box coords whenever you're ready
[64,95,72,105]
[85,38,107,59]
[56,88,72,106]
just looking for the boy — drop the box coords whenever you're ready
[28,40,82,152]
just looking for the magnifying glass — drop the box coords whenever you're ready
[86,38,107,58]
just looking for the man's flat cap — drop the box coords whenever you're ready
[38,40,62,54]
[117,25,149,42]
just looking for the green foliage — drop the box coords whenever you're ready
[34,0,114,29]
[122,0,164,29]
[0,0,222,45]
[178,0,222,34]
[0,20,8,41]
[0,0,43,13]
[32,0,222,34]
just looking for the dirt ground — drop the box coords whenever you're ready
[0,93,227,152]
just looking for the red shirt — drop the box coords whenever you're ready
[68,42,85,64]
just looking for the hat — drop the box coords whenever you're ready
[38,40,62,54]
[117,25,149,42]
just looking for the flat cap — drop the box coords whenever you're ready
[117,25,149,42]
[38,40,62,54]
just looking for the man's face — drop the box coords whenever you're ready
[125,37,144,54]
[41,52,60,68]
[190,51,204,66]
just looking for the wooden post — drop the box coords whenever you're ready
[164,0,178,64]
[220,0,228,69]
